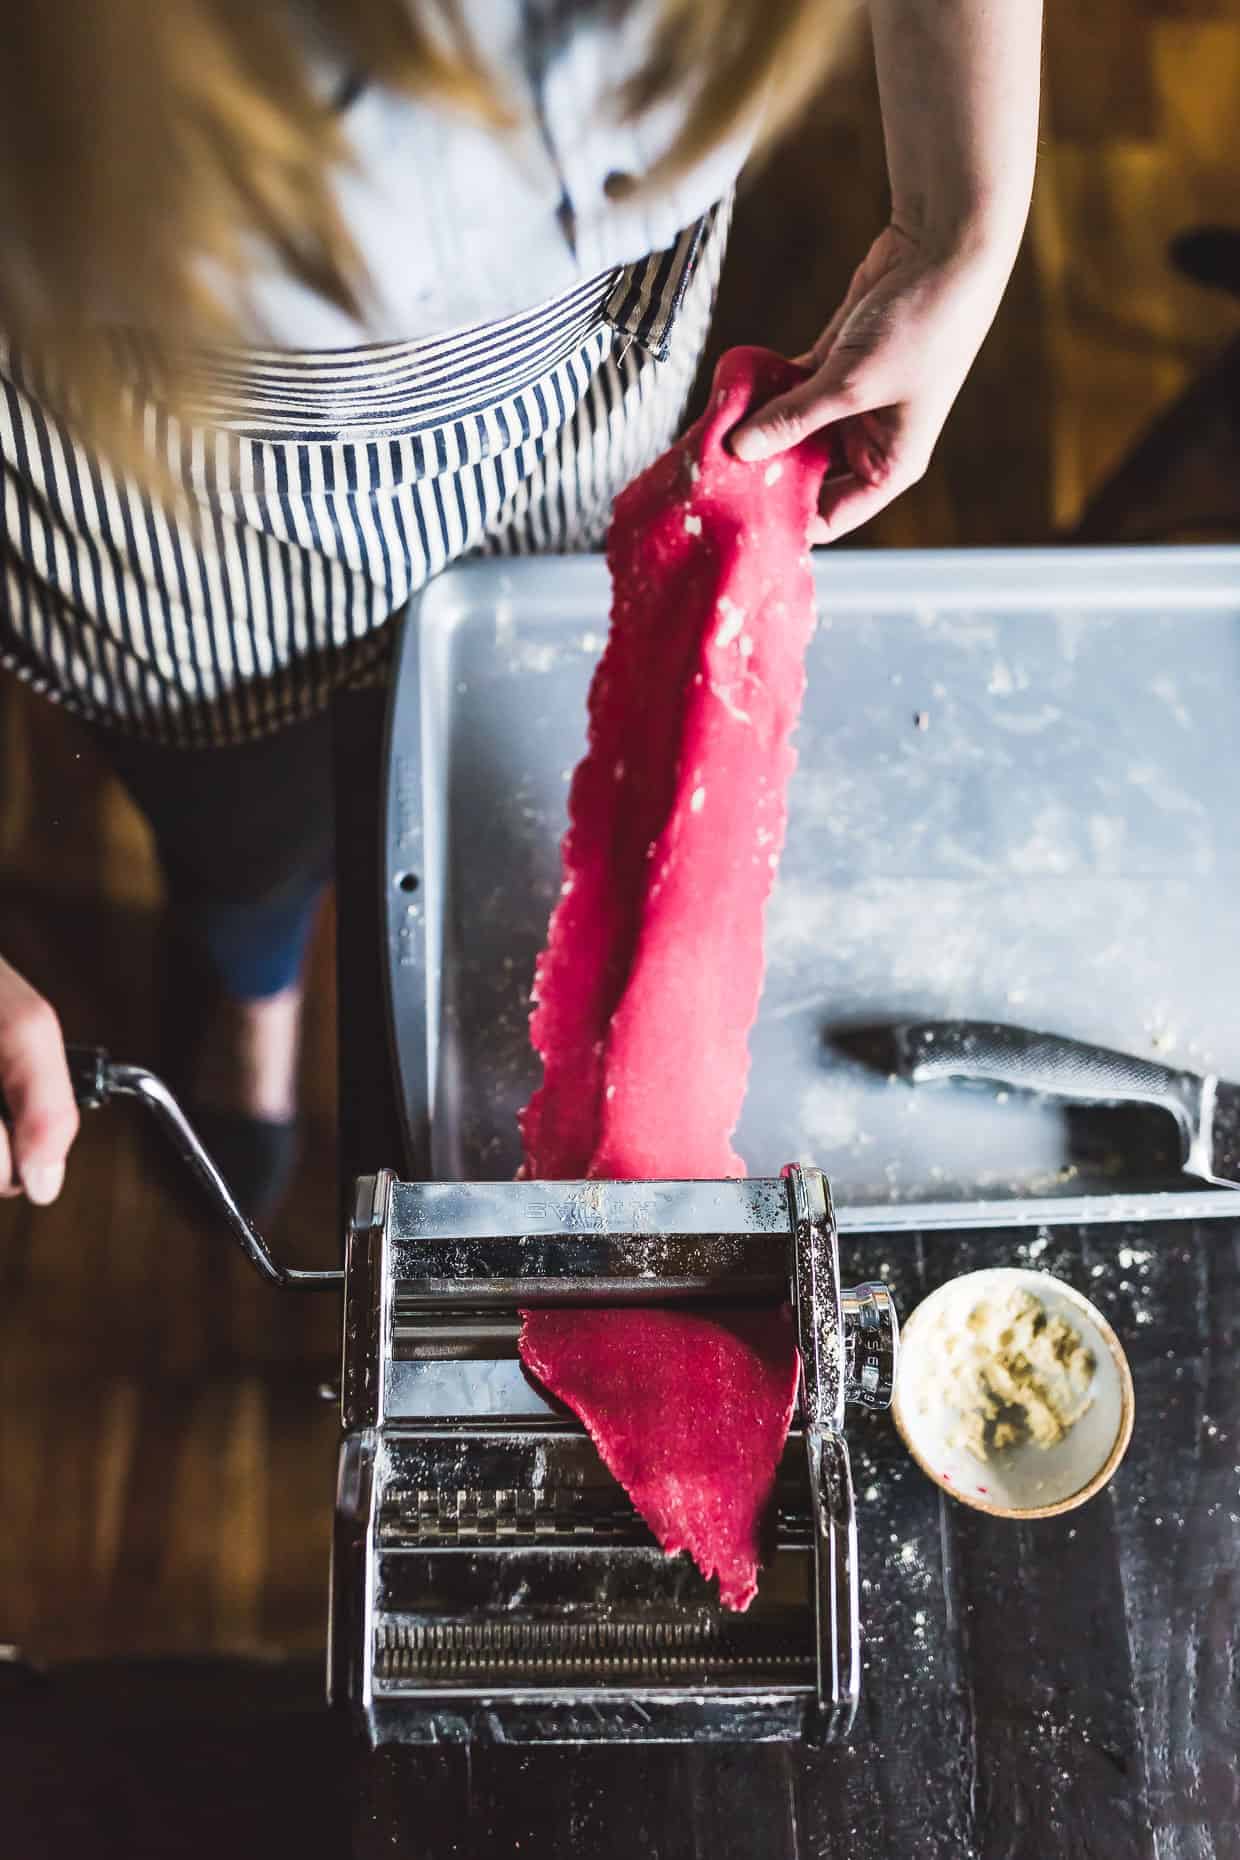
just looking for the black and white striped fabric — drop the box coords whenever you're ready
[0,202,728,745]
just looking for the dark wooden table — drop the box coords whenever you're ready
[0,1654,354,1860]
[332,686,1240,1860]
[7,686,1234,1859]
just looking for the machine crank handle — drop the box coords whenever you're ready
[3,1043,342,1291]
[0,1042,110,1124]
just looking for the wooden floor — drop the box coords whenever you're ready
[2,0,1239,1665]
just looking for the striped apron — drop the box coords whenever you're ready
[0,201,729,747]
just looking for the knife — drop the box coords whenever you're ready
[889,1020,1240,1191]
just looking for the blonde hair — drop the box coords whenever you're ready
[0,0,841,474]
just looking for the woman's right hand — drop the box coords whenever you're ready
[0,955,77,1204]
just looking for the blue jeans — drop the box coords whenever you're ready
[97,709,334,998]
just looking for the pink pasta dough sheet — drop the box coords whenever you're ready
[519,1304,801,1612]
[518,347,831,1608]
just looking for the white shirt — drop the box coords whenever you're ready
[232,1,752,349]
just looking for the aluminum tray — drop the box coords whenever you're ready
[383,546,1240,1230]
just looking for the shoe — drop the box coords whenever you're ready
[180,1103,300,1228]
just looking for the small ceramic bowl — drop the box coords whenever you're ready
[890,1266,1134,1519]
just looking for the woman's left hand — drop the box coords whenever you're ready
[729,222,1016,543]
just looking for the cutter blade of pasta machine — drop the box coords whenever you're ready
[328,1165,897,1747]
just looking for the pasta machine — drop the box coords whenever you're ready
[42,1047,900,1747]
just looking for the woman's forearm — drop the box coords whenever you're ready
[869,0,1043,270]
[728,0,1045,522]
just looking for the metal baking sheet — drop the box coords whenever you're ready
[383,546,1240,1227]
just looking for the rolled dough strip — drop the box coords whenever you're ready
[518,347,832,1608]
[520,346,832,1178]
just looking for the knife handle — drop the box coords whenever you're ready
[892,1020,1205,1163]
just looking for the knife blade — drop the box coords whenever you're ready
[889,1020,1240,1191]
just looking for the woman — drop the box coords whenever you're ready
[0,0,1042,1212]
